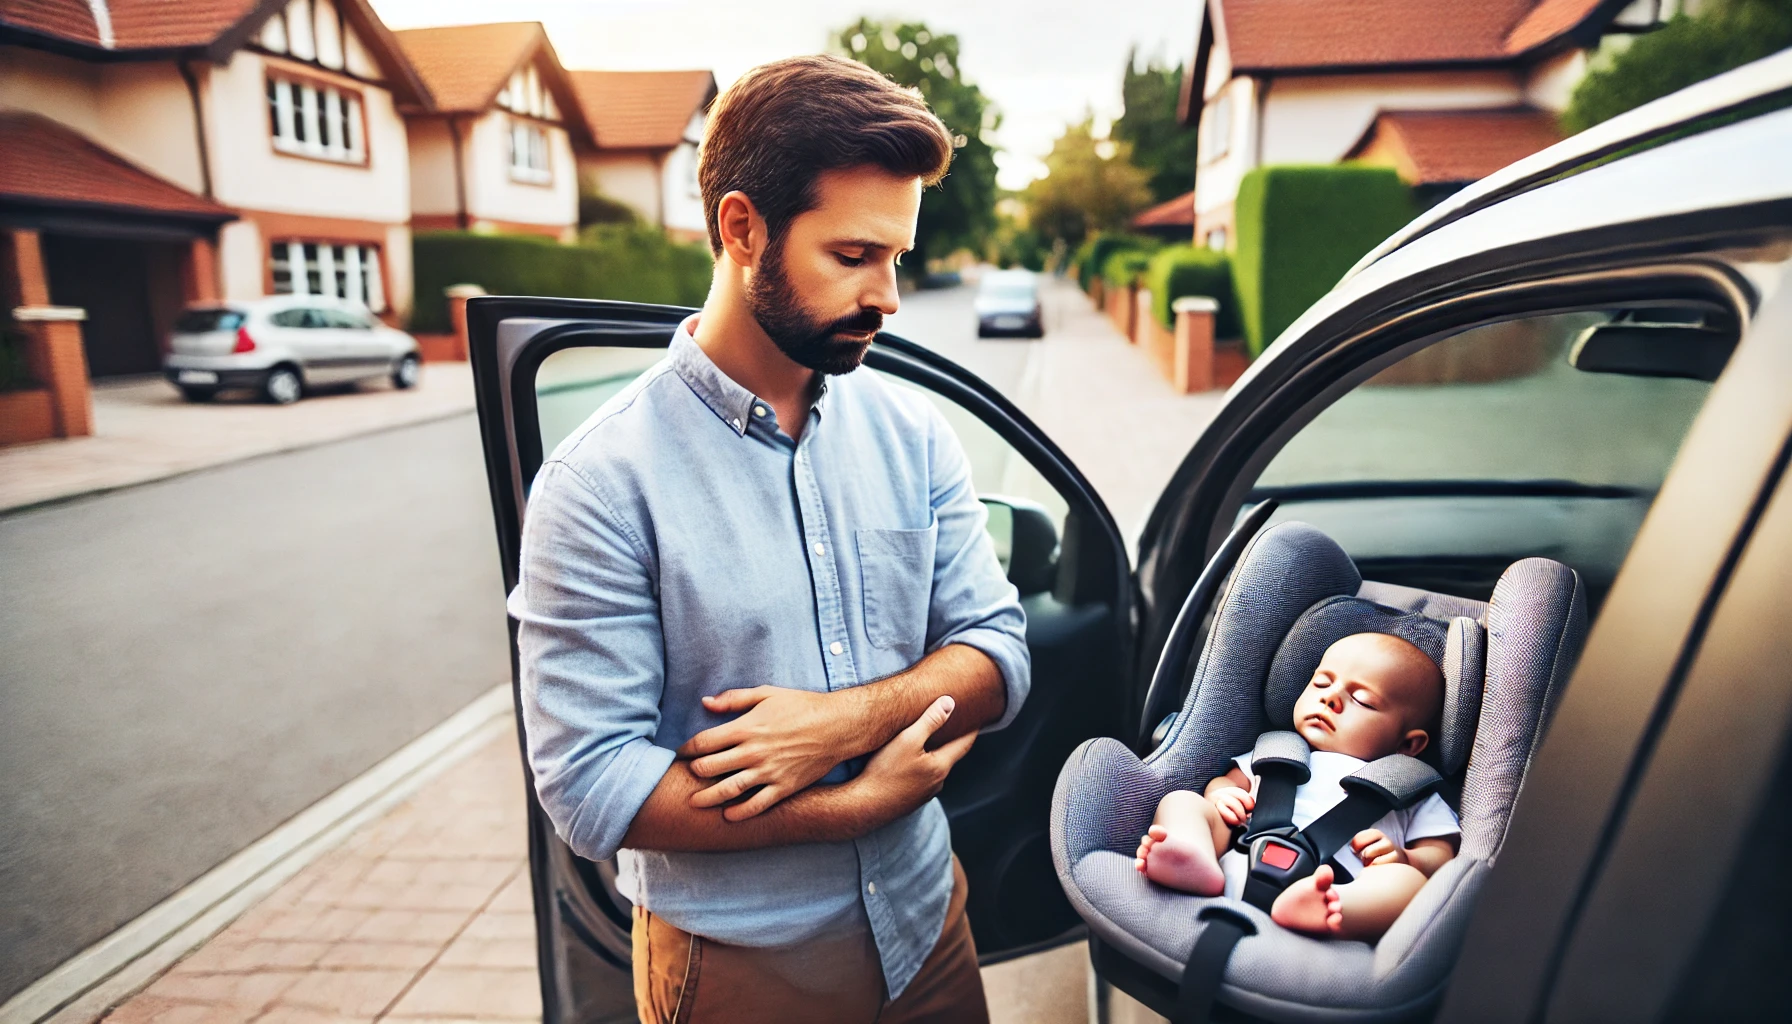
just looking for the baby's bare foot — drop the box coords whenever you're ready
[1270,864,1345,937]
[1137,824,1225,895]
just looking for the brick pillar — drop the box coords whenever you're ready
[1172,296,1219,395]
[7,229,93,437]
[444,283,487,362]
[182,237,220,302]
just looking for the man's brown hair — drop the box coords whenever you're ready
[698,54,954,255]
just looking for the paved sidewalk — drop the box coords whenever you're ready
[101,727,535,1024]
[0,367,474,514]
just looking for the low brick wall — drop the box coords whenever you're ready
[1105,284,1137,342]
[0,388,56,446]
[414,334,466,363]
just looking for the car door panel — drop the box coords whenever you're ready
[466,298,1132,1019]
[1435,263,1792,1021]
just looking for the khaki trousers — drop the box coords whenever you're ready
[631,856,988,1024]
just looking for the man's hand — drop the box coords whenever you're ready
[1211,786,1255,827]
[852,695,976,813]
[679,686,870,821]
[1351,829,1408,867]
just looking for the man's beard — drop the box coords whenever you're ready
[746,237,882,375]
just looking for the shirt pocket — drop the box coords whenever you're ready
[856,524,938,651]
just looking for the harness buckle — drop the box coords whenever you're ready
[1242,832,1318,911]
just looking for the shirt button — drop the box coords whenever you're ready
[830,641,844,656]
[731,417,741,429]
[812,542,825,557]
[867,882,877,895]
[753,405,767,417]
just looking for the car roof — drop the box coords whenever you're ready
[182,295,362,313]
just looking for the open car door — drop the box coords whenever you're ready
[465,296,1135,1022]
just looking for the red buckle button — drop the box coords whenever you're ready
[1261,843,1299,870]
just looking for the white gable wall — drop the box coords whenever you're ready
[462,108,577,230]
[661,109,707,236]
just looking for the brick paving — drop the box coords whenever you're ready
[0,366,475,514]
[101,731,535,1024]
[88,275,1200,1024]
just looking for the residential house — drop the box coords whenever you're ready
[0,0,427,425]
[568,70,717,243]
[395,23,593,242]
[1179,0,1684,249]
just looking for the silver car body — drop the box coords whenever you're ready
[164,296,419,393]
[975,269,1044,337]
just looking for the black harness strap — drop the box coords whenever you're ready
[1175,906,1255,1024]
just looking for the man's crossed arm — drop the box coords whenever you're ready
[620,643,1003,852]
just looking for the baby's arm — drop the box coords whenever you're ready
[1203,765,1255,826]
[1353,831,1459,876]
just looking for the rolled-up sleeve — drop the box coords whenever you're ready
[508,460,676,862]
[921,404,1031,732]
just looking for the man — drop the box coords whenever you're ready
[508,55,1029,1023]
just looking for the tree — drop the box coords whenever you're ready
[1111,50,1200,203]
[1022,118,1154,252]
[1563,0,1792,133]
[834,19,1000,276]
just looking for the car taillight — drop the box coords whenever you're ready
[233,326,256,353]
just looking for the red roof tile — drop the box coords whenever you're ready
[1347,107,1565,184]
[1131,190,1196,229]
[0,112,234,219]
[569,70,715,151]
[0,0,259,52]
[1213,0,1610,73]
[392,22,545,114]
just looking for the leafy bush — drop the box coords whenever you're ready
[1102,248,1156,289]
[411,227,713,333]
[1075,232,1156,291]
[1564,0,1792,134]
[578,191,641,228]
[1234,165,1416,357]
[1145,245,1240,338]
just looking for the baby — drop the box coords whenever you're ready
[1135,632,1461,941]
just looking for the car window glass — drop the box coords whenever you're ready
[317,308,369,329]
[301,309,333,329]
[269,309,310,328]
[1246,306,1726,609]
[174,309,244,332]
[533,344,1068,582]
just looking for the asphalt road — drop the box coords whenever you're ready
[0,413,512,1003]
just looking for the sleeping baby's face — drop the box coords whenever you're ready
[1290,632,1443,761]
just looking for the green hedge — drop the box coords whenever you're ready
[1102,248,1156,289]
[1234,165,1416,357]
[1075,232,1157,291]
[411,226,713,333]
[1145,245,1240,338]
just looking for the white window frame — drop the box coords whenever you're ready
[509,117,552,184]
[268,73,366,164]
[270,240,386,312]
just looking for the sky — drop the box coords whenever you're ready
[368,0,1201,190]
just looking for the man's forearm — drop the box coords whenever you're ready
[621,758,899,853]
[840,643,1005,756]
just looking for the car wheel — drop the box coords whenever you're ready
[391,353,421,390]
[178,385,217,402]
[263,365,302,405]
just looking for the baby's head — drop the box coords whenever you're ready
[1290,632,1443,761]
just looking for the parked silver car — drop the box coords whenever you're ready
[975,268,1044,338]
[163,296,421,404]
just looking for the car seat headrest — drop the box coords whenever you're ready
[1263,596,1487,775]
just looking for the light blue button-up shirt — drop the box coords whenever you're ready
[508,318,1030,997]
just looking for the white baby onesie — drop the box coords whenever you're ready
[1217,748,1461,899]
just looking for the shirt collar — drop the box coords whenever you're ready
[668,314,832,438]
[670,315,758,436]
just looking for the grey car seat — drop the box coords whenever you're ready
[1049,521,1587,1023]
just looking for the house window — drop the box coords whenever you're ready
[509,119,551,183]
[270,240,385,311]
[267,73,365,163]
[1202,91,1232,163]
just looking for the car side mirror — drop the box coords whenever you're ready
[1569,321,1736,382]
[981,496,1060,597]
